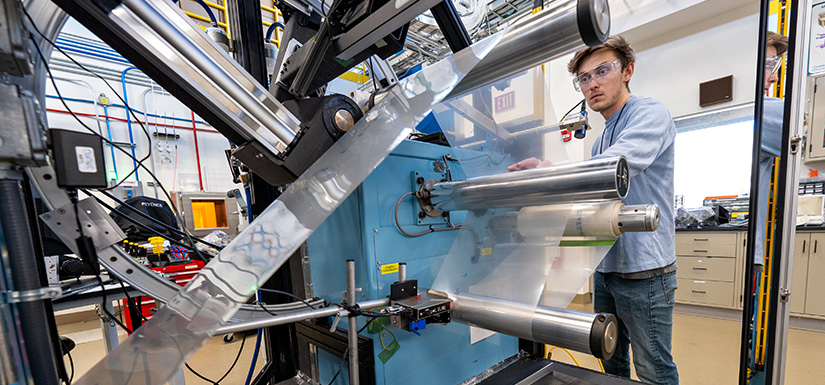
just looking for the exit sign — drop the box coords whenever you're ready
[495,91,515,112]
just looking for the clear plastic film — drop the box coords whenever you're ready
[431,69,616,313]
[75,33,503,385]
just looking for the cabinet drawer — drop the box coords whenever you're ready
[676,256,735,282]
[675,278,734,308]
[675,242,738,257]
[676,232,738,257]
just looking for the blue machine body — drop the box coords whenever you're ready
[307,139,518,385]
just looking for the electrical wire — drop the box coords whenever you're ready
[547,346,581,367]
[265,22,286,41]
[96,276,135,334]
[327,318,375,385]
[256,287,318,310]
[60,338,75,385]
[394,192,461,237]
[84,189,224,250]
[88,195,199,251]
[22,4,154,191]
[21,4,207,262]
[559,99,585,122]
[184,333,248,384]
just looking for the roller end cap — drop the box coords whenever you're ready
[577,0,611,46]
[590,313,618,360]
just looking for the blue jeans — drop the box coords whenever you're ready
[594,271,679,385]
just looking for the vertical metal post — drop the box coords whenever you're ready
[346,259,359,385]
[169,366,187,385]
[100,298,120,353]
[768,1,808,383]
[398,262,406,283]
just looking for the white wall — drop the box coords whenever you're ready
[544,1,761,162]
[47,19,242,201]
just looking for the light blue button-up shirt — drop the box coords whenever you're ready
[754,97,784,265]
[591,95,677,274]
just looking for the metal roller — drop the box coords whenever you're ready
[421,156,628,212]
[493,201,660,238]
[448,293,617,360]
[448,0,610,98]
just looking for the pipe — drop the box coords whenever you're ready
[191,110,204,191]
[346,259,360,385]
[52,77,104,136]
[448,0,610,98]
[122,0,298,146]
[46,108,218,133]
[0,179,61,384]
[102,104,119,180]
[491,202,660,238]
[215,298,391,334]
[45,94,210,125]
[121,66,140,181]
[398,262,407,283]
[425,156,628,212]
[449,293,617,360]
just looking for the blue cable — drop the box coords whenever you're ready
[121,66,140,182]
[265,22,286,41]
[171,0,219,26]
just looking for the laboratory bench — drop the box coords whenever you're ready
[674,227,825,320]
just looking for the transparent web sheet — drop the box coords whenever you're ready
[75,33,503,385]
[431,70,614,309]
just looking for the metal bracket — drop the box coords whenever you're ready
[790,135,802,154]
[779,288,790,303]
[40,197,126,253]
[1,286,62,304]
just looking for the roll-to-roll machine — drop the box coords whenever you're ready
[0,0,660,383]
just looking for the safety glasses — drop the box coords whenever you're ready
[766,55,783,75]
[573,60,621,92]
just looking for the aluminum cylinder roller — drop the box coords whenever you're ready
[419,156,628,213]
[449,0,610,98]
[447,292,618,360]
[511,201,660,238]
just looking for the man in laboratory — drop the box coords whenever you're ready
[510,36,679,384]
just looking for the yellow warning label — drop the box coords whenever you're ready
[481,247,493,256]
[380,263,399,275]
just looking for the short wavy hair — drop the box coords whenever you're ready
[567,36,635,91]
[767,31,788,55]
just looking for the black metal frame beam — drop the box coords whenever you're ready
[430,0,472,52]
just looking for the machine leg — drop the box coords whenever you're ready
[100,297,120,353]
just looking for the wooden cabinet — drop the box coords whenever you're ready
[790,234,809,314]
[804,233,825,316]
[675,231,743,309]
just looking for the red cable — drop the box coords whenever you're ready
[191,110,204,191]
[45,108,220,133]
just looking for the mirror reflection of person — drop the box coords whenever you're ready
[509,36,679,384]
[756,31,787,265]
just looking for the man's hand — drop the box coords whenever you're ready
[507,157,552,172]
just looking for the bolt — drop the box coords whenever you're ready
[416,176,425,184]
[442,212,449,217]
[418,211,426,219]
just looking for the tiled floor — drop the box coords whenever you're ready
[57,305,825,384]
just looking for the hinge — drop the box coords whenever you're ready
[790,135,802,154]
[779,288,791,303]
